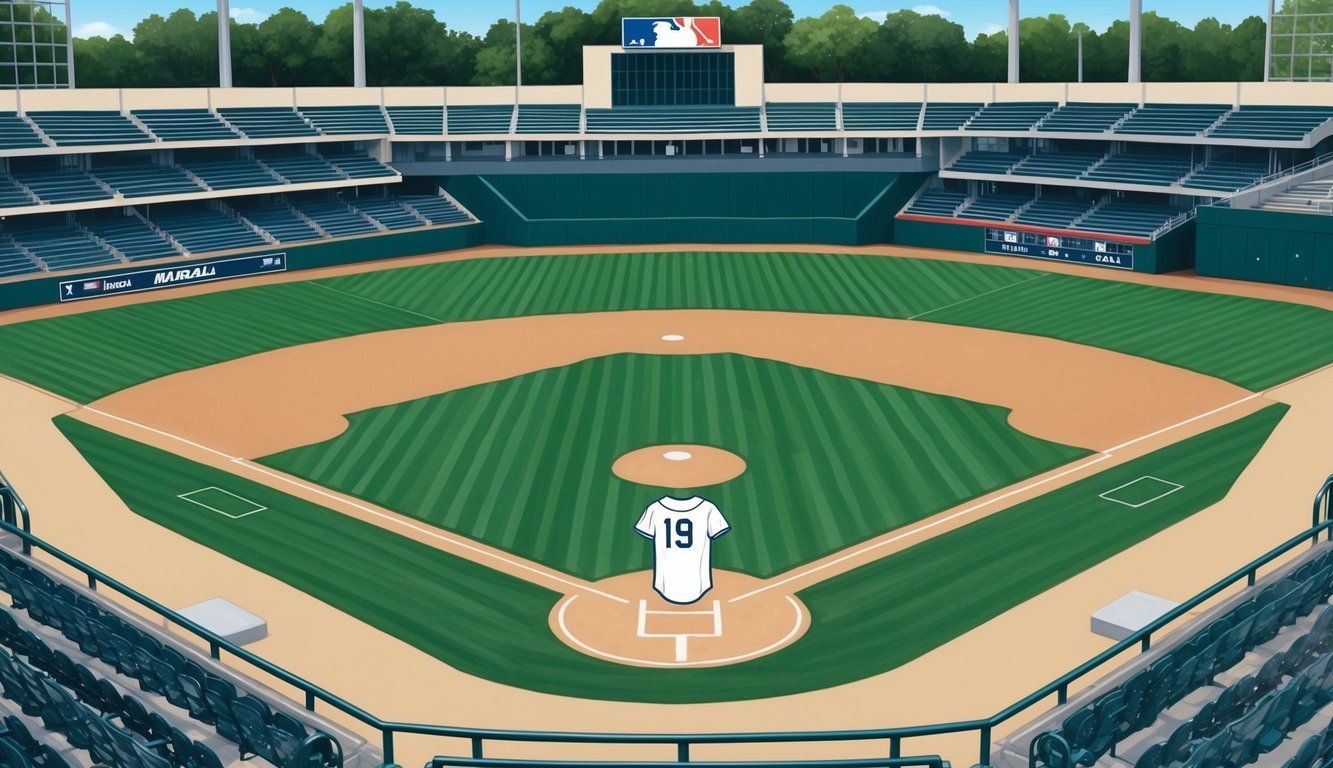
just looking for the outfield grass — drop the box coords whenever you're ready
[2,252,1329,402]
[259,353,1087,580]
[56,404,1286,703]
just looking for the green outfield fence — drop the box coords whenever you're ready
[0,475,1330,768]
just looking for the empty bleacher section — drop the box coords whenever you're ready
[902,189,969,217]
[0,239,41,279]
[0,178,35,208]
[515,104,581,134]
[255,153,345,184]
[1036,103,1135,133]
[147,207,268,254]
[10,170,113,204]
[82,217,179,262]
[385,106,444,135]
[1014,195,1094,229]
[233,204,324,244]
[0,114,47,150]
[1259,181,1333,214]
[348,197,422,230]
[4,224,118,271]
[289,199,379,237]
[921,103,983,130]
[964,102,1056,132]
[1181,159,1270,193]
[1010,151,1102,179]
[841,103,922,131]
[296,105,388,135]
[397,195,471,225]
[319,153,397,180]
[765,103,837,132]
[176,157,279,190]
[445,105,515,135]
[947,151,1027,175]
[584,106,761,133]
[1208,106,1333,142]
[1080,151,1193,187]
[957,193,1030,221]
[90,162,205,198]
[130,109,238,142]
[1016,543,1333,768]
[1115,103,1232,137]
[24,112,152,147]
[216,108,320,139]
[1077,198,1189,237]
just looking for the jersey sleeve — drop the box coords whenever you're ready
[706,503,731,539]
[634,504,657,539]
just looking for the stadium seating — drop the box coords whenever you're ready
[289,200,379,237]
[1180,159,1270,193]
[6,225,118,272]
[348,197,423,230]
[515,104,581,134]
[1115,103,1232,137]
[82,217,179,262]
[446,105,515,134]
[841,102,922,131]
[131,109,238,142]
[1076,199,1189,237]
[903,189,969,217]
[765,103,837,132]
[0,113,47,150]
[1080,152,1193,187]
[1023,545,1333,768]
[0,239,41,279]
[297,105,388,135]
[179,159,279,190]
[1207,106,1333,142]
[90,163,205,198]
[921,103,983,130]
[217,108,320,139]
[584,106,762,133]
[320,153,398,180]
[0,178,35,209]
[1036,103,1135,133]
[257,154,345,184]
[0,546,344,768]
[24,112,152,147]
[1013,195,1094,229]
[964,102,1057,132]
[233,205,324,243]
[396,195,472,225]
[148,207,268,253]
[1259,181,1333,214]
[1010,152,1103,179]
[958,193,1030,221]
[385,106,444,135]
[10,170,113,205]
[947,151,1028,175]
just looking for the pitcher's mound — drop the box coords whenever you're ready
[612,444,746,488]
[551,570,807,668]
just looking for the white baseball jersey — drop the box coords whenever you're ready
[635,496,730,604]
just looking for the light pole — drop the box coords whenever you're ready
[1008,0,1019,83]
[217,0,232,87]
[1128,0,1142,83]
[353,0,365,87]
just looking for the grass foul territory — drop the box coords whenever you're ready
[0,252,1329,402]
[259,353,1088,580]
[55,404,1285,702]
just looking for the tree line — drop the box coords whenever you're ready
[63,0,1270,89]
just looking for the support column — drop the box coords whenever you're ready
[217,0,232,87]
[353,0,366,88]
[63,0,75,87]
[1007,0,1020,83]
[1128,0,1142,83]
[1263,0,1275,82]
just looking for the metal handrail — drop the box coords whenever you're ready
[0,468,32,551]
[1149,207,1197,240]
[1206,150,1333,206]
[0,495,1330,767]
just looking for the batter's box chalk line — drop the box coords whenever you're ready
[637,599,722,662]
[1099,476,1185,509]
[177,486,268,519]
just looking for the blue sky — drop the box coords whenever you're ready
[72,0,1268,42]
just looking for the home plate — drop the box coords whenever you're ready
[662,334,685,342]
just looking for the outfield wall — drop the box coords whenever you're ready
[894,217,1196,275]
[1195,206,1333,290]
[444,172,924,248]
[0,224,483,311]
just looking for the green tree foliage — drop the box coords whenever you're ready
[67,0,1271,88]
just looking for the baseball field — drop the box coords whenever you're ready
[0,246,1330,712]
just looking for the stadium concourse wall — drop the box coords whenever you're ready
[443,172,925,247]
[1195,206,1333,290]
[894,217,1197,275]
[0,224,483,311]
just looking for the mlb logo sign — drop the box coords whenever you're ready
[1046,236,1062,248]
[83,280,101,291]
[622,17,721,49]
[1094,242,1108,253]
[1003,232,1018,243]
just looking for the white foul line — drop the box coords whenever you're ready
[731,391,1265,604]
[907,272,1050,321]
[304,280,448,324]
[79,407,628,605]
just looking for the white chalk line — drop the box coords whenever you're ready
[557,594,805,668]
[731,391,1266,604]
[78,407,628,605]
[304,280,447,324]
[907,272,1050,321]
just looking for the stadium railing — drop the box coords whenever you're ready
[1210,150,1333,209]
[0,471,1329,768]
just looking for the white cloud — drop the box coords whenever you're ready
[229,7,266,22]
[74,21,122,38]
[911,4,952,17]
[859,10,889,23]
[978,22,1006,36]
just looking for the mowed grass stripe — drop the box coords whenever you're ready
[928,274,1332,390]
[261,354,1087,580]
[57,403,1285,703]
